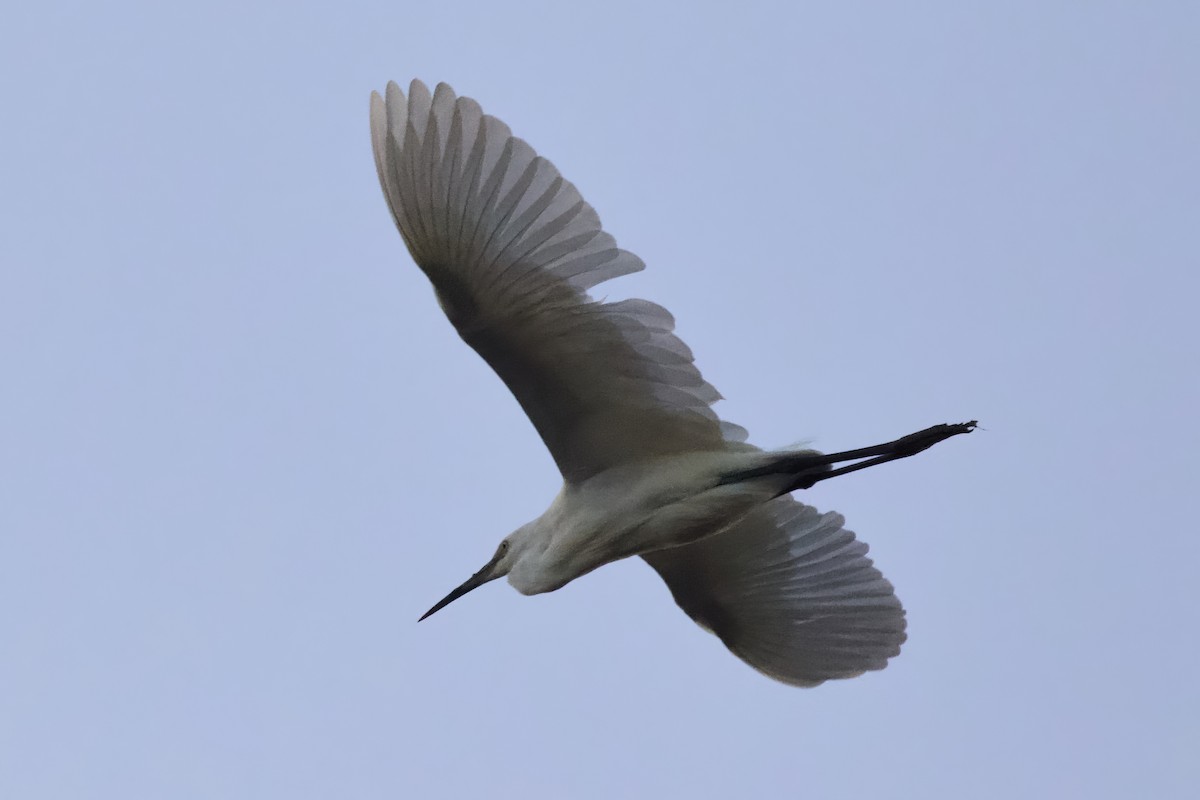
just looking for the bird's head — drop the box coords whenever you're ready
[418,523,536,621]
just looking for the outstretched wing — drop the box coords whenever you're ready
[371,80,744,483]
[643,498,907,687]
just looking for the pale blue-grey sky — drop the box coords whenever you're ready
[2,2,1197,798]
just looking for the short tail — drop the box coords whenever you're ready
[716,449,833,496]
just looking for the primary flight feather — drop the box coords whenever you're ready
[371,79,973,686]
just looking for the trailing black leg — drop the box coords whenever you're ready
[717,421,977,495]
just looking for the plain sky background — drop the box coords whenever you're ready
[2,2,1197,798]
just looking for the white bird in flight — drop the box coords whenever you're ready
[370,79,974,687]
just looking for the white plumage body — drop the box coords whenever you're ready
[507,450,791,595]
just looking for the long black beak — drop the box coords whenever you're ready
[419,550,505,621]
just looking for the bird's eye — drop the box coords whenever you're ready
[499,540,509,554]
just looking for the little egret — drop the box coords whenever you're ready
[371,80,974,686]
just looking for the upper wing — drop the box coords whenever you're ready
[642,497,907,687]
[371,80,744,483]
